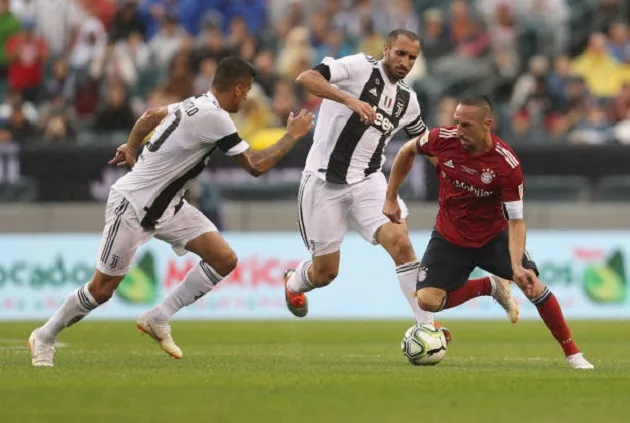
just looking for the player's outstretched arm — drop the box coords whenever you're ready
[295,69,375,124]
[383,139,418,223]
[109,106,169,167]
[232,110,314,177]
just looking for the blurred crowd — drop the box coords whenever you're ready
[1,0,630,147]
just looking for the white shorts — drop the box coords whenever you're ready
[96,189,217,276]
[297,172,409,256]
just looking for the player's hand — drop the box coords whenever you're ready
[383,198,402,224]
[346,98,376,125]
[286,109,315,140]
[512,266,537,297]
[108,144,137,168]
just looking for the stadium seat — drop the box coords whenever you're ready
[524,175,590,202]
[593,175,630,202]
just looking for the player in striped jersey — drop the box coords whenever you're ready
[384,96,594,369]
[283,29,448,337]
[28,57,314,367]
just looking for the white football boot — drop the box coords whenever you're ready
[490,275,519,323]
[136,312,183,359]
[566,353,595,370]
[28,329,55,367]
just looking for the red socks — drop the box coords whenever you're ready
[442,277,492,309]
[531,287,580,357]
[441,277,580,357]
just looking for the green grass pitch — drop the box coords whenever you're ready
[2,320,629,423]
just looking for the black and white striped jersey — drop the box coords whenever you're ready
[112,93,249,229]
[305,53,427,184]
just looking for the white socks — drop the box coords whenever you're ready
[149,261,223,321]
[39,284,99,343]
[396,261,434,325]
[286,260,315,294]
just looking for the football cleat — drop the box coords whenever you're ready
[136,312,183,359]
[566,353,594,370]
[28,329,55,367]
[490,275,519,323]
[284,269,308,317]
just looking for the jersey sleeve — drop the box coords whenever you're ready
[415,127,440,157]
[198,110,250,156]
[403,94,428,138]
[167,102,180,114]
[315,53,369,84]
[501,166,524,220]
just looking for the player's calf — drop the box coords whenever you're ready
[514,276,591,365]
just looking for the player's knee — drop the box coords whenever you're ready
[212,251,238,277]
[416,290,442,312]
[311,268,337,287]
[523,279,547,300]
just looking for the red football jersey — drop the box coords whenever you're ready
[416,126,524,248]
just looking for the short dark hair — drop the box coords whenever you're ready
[213,56,256,92]
[386,29,420,46]
[459,96,493,117]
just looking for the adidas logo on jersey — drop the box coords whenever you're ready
[444,160,455,168]
[369,88,378,97]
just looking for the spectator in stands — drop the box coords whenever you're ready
[0,101,37,143]
[0,90,37,126]
[78,0,117,30]
[420,9,453,63]
[277,26,313,79]
[42,112,75,143]
[42,57,75,106]
[253,49,279,99]
[5,18,47,102]
[314,25,353,65]
[109,0,146,43]
[547,55,573,112]
[148,14,187,69]
[572,32,623,98]
[487,2,520,85]
[234,84,273,142]
[0,0,21,78]
[70,16,107,82]
[195,20,235,66]
[435,97,458,127]
[510,55,550,114]
[358,20,386,59]
[309,11,328,50]
[593,0,629,34]
[140,0,215,38]
[337,0,373,43]
[161,51,195,100]
[607,21,630,63]
[193,56,216,95]
[239,35,258,64]
[27,0,85,57]
[271,78,301,125]
[568,100,614,144]
[227,15,252,52]
[224,0,267,35]
[385,0,420,34]
[610,82,630,123]
[92,80,135,133]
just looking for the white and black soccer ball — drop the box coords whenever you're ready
[401,323,448,366]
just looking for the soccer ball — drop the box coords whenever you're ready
[401,323,448,366]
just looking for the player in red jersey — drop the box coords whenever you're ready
[383,96,594,370]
